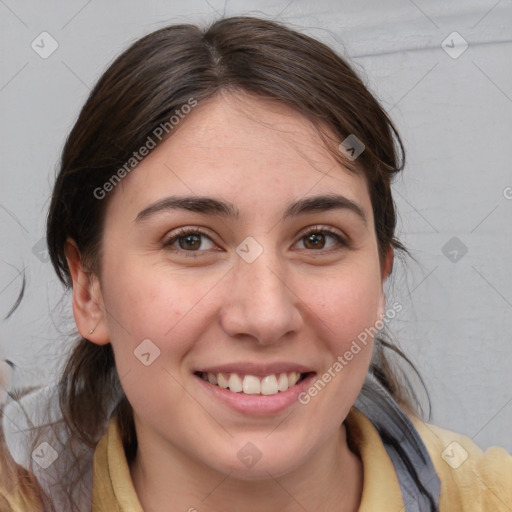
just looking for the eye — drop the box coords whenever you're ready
[294,227,347,251]
[162,228,217,252]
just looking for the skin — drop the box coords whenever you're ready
[66,91,393,512]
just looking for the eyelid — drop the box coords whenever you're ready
[162,224,349,255]
[294,224,349,249]
[162,227,219,252]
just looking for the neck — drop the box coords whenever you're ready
[130,423,363,512]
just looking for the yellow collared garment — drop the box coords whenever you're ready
[91,408,512,511]
[1,407,511,511]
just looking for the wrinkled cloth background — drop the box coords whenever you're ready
[0,0,511,453]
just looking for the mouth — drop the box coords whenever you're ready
[194,370,313,396]
[193,364,317,415]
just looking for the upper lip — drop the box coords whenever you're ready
[194,362,315,377]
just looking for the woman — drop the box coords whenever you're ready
[1,16,511,512]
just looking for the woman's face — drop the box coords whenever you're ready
[85,92,392,478]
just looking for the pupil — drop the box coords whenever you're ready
[306,233,324,249]
[180,234,200,250]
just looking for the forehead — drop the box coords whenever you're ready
[107,92,372,223]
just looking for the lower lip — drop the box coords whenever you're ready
[194,373,316,415]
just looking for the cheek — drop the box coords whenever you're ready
[305,266,383,350]
[98,255,233,386]
[98,262,214,419]
[291,267,382,432]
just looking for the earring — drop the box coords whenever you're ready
[89,327,95,334]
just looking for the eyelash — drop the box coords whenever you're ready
[162,226,348,256]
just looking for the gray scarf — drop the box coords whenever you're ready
[355,373,441,511]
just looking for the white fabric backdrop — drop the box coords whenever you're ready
[0,0,511,452]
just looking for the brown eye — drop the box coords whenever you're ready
[179,234,201,250]
[163,229,216,252]
[295,228,346,251]
[304,232,327,249]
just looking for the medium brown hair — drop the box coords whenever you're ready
[2,16,425,511]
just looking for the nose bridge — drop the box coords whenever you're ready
[219,242,302,343]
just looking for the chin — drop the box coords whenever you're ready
[204,441,306,482]
[222,460,300,482]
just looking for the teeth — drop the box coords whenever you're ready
[288,371,300,386]
[217,373,229,389]
[260,375,278,395]
[200,371,306,395]
[242,375,260,394]
[228,373,243,393]
[277,373,289,391]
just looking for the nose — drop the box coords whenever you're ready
[219,249,303,345]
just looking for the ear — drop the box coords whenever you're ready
[377,246,394,320]
[381,245,394,283]
[64,239,110,345]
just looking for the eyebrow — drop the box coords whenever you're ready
[283,193,367,225]
[135,196,239,222]
[135,193,367,225]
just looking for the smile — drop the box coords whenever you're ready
[195,371,310,395]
